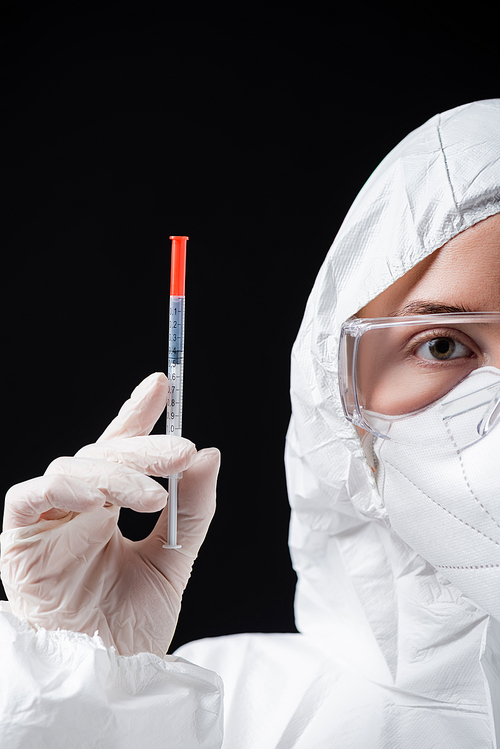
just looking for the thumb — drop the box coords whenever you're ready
[176,447,220,555]
[98,373,169,441]
[145,447,220,590]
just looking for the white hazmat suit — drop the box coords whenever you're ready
[178,99,500,747]
[2,99,500,747]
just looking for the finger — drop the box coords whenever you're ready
[176,448,220,554]
[98,372,169,441]
[75,435,197,477]
[3,475,107,530]
[45,456,169,512]
[144,448,220,591]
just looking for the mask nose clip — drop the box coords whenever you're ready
[478,390,500,437]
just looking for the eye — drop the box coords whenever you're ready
[415,337,472,361]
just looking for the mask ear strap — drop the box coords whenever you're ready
[361,430,379,473]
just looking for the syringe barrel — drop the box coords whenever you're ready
[167,294,185,437]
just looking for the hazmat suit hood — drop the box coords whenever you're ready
[285,99,500,704]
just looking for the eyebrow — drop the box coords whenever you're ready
[389,301,474,317]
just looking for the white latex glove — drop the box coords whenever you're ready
[0,372,220,657]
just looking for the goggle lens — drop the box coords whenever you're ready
[338,313,500,446]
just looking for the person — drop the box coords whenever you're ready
[2,99,500,748]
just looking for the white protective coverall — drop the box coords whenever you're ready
[177,99,500,748]
[0,604,223,748]
[2,99,500,748]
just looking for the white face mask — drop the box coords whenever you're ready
[369,367,500,620]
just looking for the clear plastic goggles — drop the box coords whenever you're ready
[338,312,500,446]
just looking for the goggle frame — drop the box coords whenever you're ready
[338,311,500,440]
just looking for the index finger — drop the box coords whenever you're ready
[98,372,168,441]
[76,435,197,476]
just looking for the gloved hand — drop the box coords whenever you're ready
[0,372,220,657]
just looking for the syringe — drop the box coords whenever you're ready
[163,235,188,549]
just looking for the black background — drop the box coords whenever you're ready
[1,0,498,652]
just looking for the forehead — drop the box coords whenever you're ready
[359,213,500,318]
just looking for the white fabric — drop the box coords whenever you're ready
[178,99,500,747]
[0,602,223,749]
